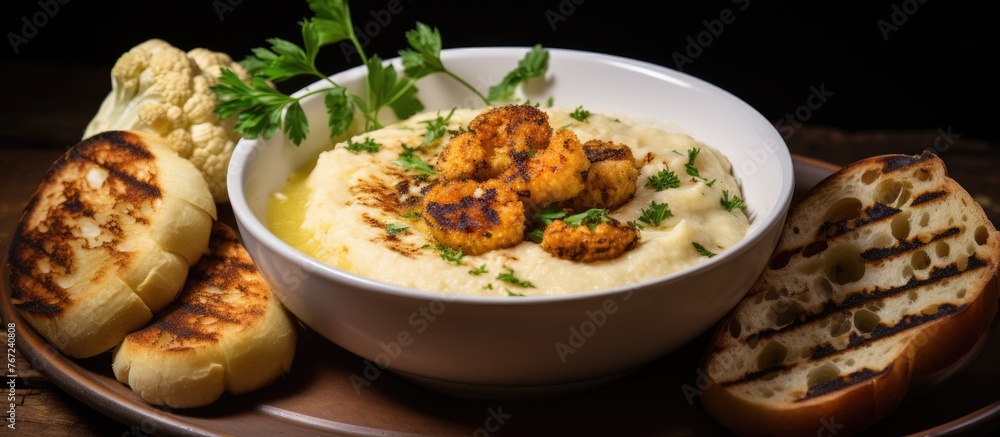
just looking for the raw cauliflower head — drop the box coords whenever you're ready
[84,39,252,202]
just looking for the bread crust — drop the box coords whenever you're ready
[700,151,1000,436]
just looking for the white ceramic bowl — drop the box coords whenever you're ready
[228,47,794,397]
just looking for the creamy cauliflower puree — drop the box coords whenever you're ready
[267,107,749,296]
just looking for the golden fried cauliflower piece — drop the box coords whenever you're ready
[499,129,590,209]
[422,179,526,255]
[540,218,640,263]
[564,139,641,211]
[436,131,488,181]
[436,105,553,181]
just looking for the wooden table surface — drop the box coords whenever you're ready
[1,61,998,436]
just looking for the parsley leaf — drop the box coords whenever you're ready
[569,105,591,122]
[344,137,381,153]
[535,203,568,226]
[527,228,546,244]
[401,211,421,220]
[684,147,717,186]
[218,1,548,144]
[419,107,456,146]
[497,268,535,288]
[693,242,717,258]
[392,145,437,175]
[434,243,464,264]
[487,44,549,102]
[400,23,490,104]
[564,208,611,231]
[385,223,409,235]
[506,289,526,297]
[213,70,310,141]
[646,168,680,191]
[638,201,672,227]
[721,190,746,212]
[469,264,488,275]
[685,147,703,178]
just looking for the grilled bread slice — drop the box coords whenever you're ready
[112,222,297,408]
[701,151,999,437]
[8,131,216,358]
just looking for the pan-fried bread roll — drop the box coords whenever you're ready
[701,151,999,437]
[8,131,217,358]
[112,222,297,408]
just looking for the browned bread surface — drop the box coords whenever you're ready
[7,131,216,358]
[112,222,297,408]
[701,151,1000,437]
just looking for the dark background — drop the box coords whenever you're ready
[2,0,997,145]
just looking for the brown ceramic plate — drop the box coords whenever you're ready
[2,156,999,436]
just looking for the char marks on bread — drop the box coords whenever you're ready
[701,151,1000,437]
[7,131,217,358]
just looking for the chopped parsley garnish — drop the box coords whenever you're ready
[528,203,567,242]
[721,190,746,212]
[646,168,680,191]
[638,201,672,227]
[434,243,464,264]
[344,137,381,153]
[419,107,456,146]
[570,105,591,122]
[527,228,546,244]
[546,96,554,107]
[684,147,716,186]
[385,223,409,235]
[563,208,611,231]
[392,145,437,175]
[469,264,488,275]
[693,242,717,258]
[684,147,702,177]
[401,211,422,220]
[506,289,526,297]
[497,267,535,288]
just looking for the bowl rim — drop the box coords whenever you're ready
[228,46,795,304]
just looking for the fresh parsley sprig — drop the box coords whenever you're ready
[343,137,381,153]
[721,190,746,212]
[434,243,464,264]
[392,145,436,175]
[638,201,672,227]
[563,208,611,231]
[684,147,717,187]
[419,107,456,146]
[569,105,591,122]
[693,242,717,258]
[213,0,550,145]
[645,168,680,191]
[497,267,535,288]
[385,223,409,235]
[487,44,549,102]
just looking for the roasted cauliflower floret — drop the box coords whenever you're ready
[422,179,526,255]
[84,39,252,202]
[564,139,641,211]
[499,129,590,209]
[540,218,640,263]
[435,131,488,181]
[436,105,554,181]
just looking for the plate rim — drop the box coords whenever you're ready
[4,155,999,436]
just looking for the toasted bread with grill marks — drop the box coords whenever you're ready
[7,131,216,358]
[112,222,296,408]
[700,151,999,437]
